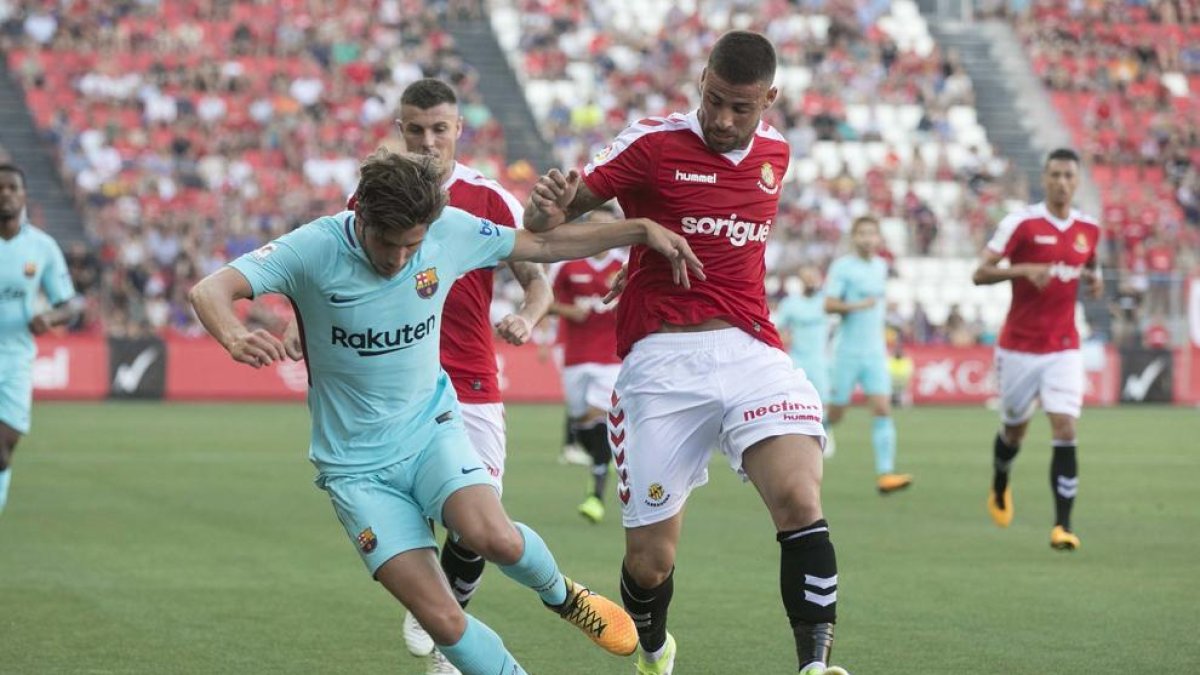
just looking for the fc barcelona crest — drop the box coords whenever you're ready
[357,527,377,553]
[415,267,439,299]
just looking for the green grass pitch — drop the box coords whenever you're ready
[2,403,1198,673]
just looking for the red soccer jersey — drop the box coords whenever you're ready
[986,203,1101,353]
[550,252,624,366]
[582,111,789,357]
[440,162,524,403]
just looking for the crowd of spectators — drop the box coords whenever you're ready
[2,0,1193,350]
[1,0,517,336]
[1014,0,1198,348]
[505,0,1028,345]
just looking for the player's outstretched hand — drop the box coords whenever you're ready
[28,313,54,335]
[602,264,628,304]
[282,319,304,361]
[529,169,580,230]
[639,219,705,289]
[229,329,287,368]
[495,314,534,345]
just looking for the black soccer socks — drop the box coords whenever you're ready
[1051,442,1078,530]
[578,423,612,499]
[620,563,673,653]
[441,534,486,609]
[993,432,1021,502]
[779,519,838,669]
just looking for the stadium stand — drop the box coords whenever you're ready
[0,0,515,336]
[3,0,1191,347]
[493,0,1028,339]
[1016,0,1200,264]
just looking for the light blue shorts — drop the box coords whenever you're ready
[317,415,497,575]
[0,366,32,434]
[829,352,892,406]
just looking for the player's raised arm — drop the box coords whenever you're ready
[523,169,610,232]
[509,218,704,288]
[188,267,287,369]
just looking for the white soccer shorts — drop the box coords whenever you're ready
[460,402,507,492]
[994,347,1084,425]
[562,362,622,419]
[609,328,826,528]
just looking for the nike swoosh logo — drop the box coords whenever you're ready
[1123,357,1166,401]
[330,294,358,304]
[114,347,159,393]
[461,467,485,475]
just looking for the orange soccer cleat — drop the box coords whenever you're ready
[549,577,639,656]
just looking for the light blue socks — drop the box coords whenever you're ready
[439,614,526,674]
[872,416,897,474]
[497,522,568,606]
[0,468,10,514]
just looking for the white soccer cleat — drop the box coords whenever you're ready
[559,443,592,466]
[427,649,462,675]
[403,611,435,657]
[800,663,850,675]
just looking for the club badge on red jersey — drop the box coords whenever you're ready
[758,162,779,194]
[1073,232,1089,253]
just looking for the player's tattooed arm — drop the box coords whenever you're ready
[509,218,703,287]
[496,260,552,345]
[972,249,1050,289]
[524,169,609,232]
[189,267,288,369]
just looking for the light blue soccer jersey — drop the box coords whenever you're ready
[775,292,828,365]
[825,254,888,357]
[0,223,76,362]
[229,208,515,475]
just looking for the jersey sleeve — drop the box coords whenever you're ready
[484,186,524,229]
[582,120,659,200]
[986,211,1026,259]
[438,207,517,274]
[228,221,326,298]
[40,239,76,306]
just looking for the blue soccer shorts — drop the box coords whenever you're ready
[317,414,498,575]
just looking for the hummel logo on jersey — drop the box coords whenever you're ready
[331,315,436,356]
[675,169,717,184]
[681,214,771,247]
